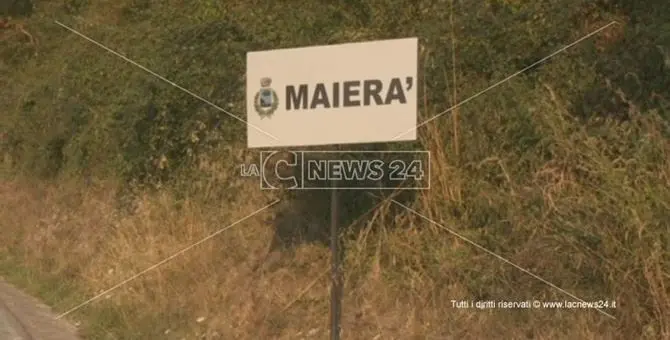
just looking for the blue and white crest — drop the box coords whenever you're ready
[254,77,279,119]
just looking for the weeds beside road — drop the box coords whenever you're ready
[1,110,668,339]
[1,1,669,339]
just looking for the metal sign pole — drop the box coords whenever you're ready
[330,177,342,340]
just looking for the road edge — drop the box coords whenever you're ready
[0,278,81,340]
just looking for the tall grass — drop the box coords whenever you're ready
[1,1,668,339]
[2,95,668,339]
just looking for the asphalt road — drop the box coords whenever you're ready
[0,279,81,340]
[0,303,31,340]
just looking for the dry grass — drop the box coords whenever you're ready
[1,102,669,339]
[0,3,668,339]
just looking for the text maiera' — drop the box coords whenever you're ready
[284,77,414,110]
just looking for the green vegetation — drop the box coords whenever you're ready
[1,1,668,339]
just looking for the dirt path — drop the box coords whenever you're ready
[0,279,81,340]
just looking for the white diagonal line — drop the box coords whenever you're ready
[55,199,280,319]
[54,20,280,142]
[393,21,618,140]
[392,199,616,319]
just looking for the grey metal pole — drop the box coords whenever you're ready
[330,178,342,340]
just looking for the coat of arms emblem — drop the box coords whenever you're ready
[254,77,279,119]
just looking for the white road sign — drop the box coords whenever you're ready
[246,37,418,148]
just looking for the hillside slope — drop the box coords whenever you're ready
[1,1,669,339]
